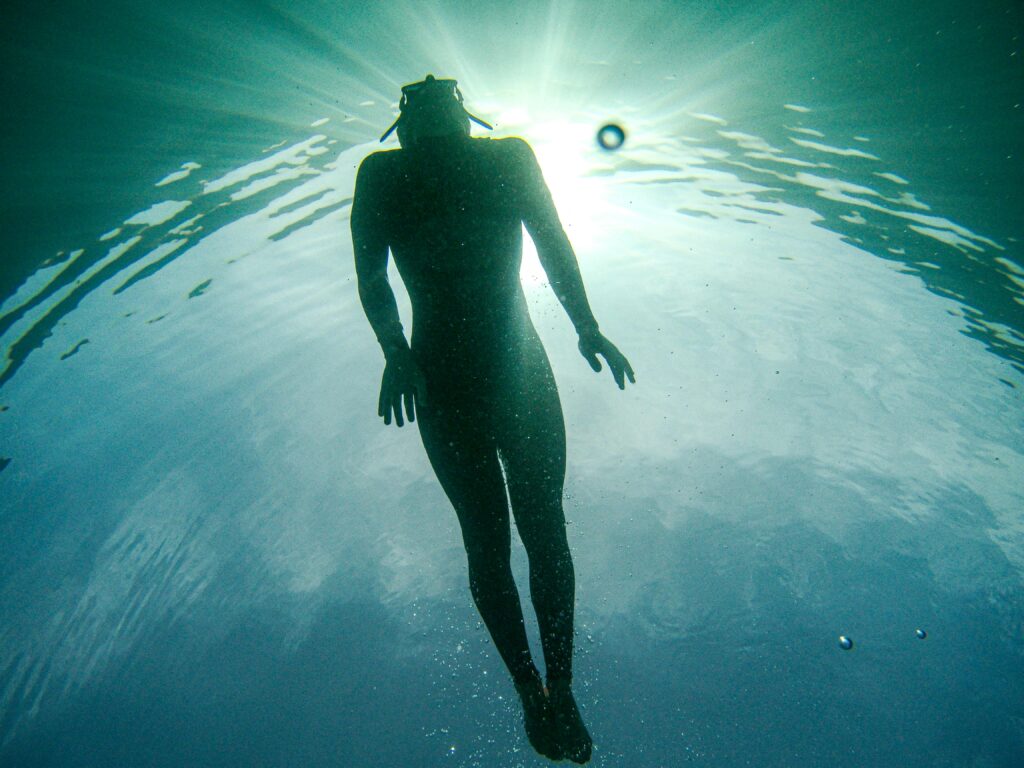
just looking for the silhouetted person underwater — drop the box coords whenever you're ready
[352,75,635,763]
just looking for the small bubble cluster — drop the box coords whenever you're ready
[836,629,928,650]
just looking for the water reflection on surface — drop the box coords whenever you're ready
[1,91,1022,765]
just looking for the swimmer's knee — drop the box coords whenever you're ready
[465,551,515,600]
[464,541,512,574]
[520,526,571,564]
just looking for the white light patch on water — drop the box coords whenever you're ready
[689,112,729,125]
[112,238,189,293]
[0,237,142,359]
[996,256,1024,276]
[719,131,831,168]
[229,165,319,201]
[875,171,909,185]
[718,130,783,154]
[788,126,825,137]
[168,213,204,235]
[891,191,930,210]
[908,224,986,253]
[789,137,880,160]
[0,254,78,315]
[728,161,1002,252]
[743,151,826,168]
[202,135,328,195]
[124,199,191,228]
[155,161,201,187]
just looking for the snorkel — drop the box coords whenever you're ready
[379,74,493,148]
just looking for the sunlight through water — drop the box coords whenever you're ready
[1,1,1022,766]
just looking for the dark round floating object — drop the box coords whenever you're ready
[838,635,853,650]
[915,628,927,639]
[597,123,626,150]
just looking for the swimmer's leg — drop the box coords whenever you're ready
[500,363,592,763]
[416,402,537,685]
[499,373,575,683]
[419,401,564,759]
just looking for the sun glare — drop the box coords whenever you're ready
[514,119,611,287]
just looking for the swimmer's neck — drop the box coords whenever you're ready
[405,132,473,154]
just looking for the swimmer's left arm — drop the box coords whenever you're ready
[512,139,636,390]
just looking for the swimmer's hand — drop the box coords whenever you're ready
[578,329,636,390]
[378,348,428,427]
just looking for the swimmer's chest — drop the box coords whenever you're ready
[385,159,523,273]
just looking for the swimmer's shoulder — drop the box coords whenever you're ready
[357,148,404,178]
[476,136,532,155]
[473,136,537,172]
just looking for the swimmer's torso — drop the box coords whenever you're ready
[365,137,545,379]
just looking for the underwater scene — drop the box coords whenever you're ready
[1,1,1022,766]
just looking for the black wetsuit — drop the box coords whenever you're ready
[352,135,597,683]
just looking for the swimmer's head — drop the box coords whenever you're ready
[380,74,492,148]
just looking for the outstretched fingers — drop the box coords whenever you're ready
[380,369,396,425]
[604,350,626,389]
[385,384,427,428]
[612,358,625,389]
[392,390,405,427]
[378,357,429,428]
[619,353,636,387]
[578,338,602,372]
[403,388,416,424]
[601,343,636,390]
[400,372,428,425]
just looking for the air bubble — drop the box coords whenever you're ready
[915,628,927,639]
[597,123,626,150]
[838,635,853,650]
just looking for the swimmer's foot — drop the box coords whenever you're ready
[515,676,562,761]
[548,679,592,764]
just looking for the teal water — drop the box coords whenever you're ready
[1,1,1022,766]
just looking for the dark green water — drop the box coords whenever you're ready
[1,1,1022,766]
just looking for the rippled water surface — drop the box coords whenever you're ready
[2,2,1022,766]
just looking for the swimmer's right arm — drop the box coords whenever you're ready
[352,154,427,426]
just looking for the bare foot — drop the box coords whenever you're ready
[548,679,592,764]
[515,676,563,761]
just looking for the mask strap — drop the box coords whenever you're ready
[379,116,401,143]
[466,112,493,131]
